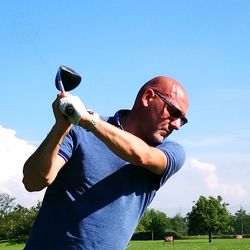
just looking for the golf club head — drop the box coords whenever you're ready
[55,65,81,92]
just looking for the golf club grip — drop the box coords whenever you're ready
[65,104,75,116]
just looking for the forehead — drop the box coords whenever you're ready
[157,77,189,113]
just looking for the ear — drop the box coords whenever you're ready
[141,88,155,107]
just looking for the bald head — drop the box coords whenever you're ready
[135,76,189,113]
[124,76,189,144]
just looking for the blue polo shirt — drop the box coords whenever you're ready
[24,110,185,250]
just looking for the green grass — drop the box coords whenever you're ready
[0,239,250,250]
[0,243,25,250]
[128,239,250,250]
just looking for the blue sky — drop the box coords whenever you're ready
[0,0,250,216]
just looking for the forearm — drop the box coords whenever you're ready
[22,125,68,191]
[79,117,166,175]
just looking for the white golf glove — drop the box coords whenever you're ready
[59,95,87,124]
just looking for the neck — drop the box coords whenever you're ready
[120,110,142,138]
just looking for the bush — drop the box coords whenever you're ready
[131,232,152,240]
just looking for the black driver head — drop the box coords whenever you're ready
[55,65,81,92]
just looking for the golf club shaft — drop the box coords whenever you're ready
[58,79,65,93]
[57,67,65,93]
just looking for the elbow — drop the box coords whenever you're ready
[22,169,51,192]
[22,176,36,192]
[23,180,36,192]
[22,164,34,192]
[22,176,47,192]
[130,150,166,176]
[130,150,150,166]
[22,156,58,192]
[22,158,57,192]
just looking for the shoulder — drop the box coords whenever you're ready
[155,139,186,186]
[157,139,186,171]
[157,139,185,155]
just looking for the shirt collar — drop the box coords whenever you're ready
[113,109,130,130]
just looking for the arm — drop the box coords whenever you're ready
[79,116,167,175]
[22,95,72,192]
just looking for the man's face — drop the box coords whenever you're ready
[145,103,174,145]
[142,85,188,145]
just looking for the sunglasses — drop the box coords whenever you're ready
[153,89,188,127]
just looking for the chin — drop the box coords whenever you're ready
[150,134,164,146]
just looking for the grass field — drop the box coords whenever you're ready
[128,239,250,250]
[0,243,25,250]
[0,239,250,250]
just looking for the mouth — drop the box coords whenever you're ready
[159,128,173,137]
[159,128,168,136]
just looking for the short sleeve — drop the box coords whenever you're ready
[58,126,78,162]
[156,139,186,187]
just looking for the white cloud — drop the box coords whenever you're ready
[0,125,44,208]
[190,158,247,200]
[150,156,249,217]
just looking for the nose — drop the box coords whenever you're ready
[169,118,181,130]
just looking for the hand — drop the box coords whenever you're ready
[52,94,72,134]
[59,94,87,124]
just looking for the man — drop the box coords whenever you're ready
[23,75,188,250]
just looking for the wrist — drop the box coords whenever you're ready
[85,112,100,131]
[53,123,72,137]
[48,124,71,148]
[78,110,100,131]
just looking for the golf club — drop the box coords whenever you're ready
[55,65,81,92]
[55,65,82,115]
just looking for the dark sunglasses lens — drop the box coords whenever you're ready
[170,109,182,119]
[180,117,188,126]
[155,90,188,126]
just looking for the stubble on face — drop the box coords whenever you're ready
[150,125,173,145]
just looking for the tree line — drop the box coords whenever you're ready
[135,195,250,242]
[0,193,41,243]
[0,193,250,243]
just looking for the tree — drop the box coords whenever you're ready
[150,209,171,239]
[170,213,188,236]
[9,205,32,241]
[135,209,152,233]
[0,193,16,240]
[0,193,41,242]
[0,193,16,216]
[135,208,171,240]
[233,207,250,234]
[186,195,233,242]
